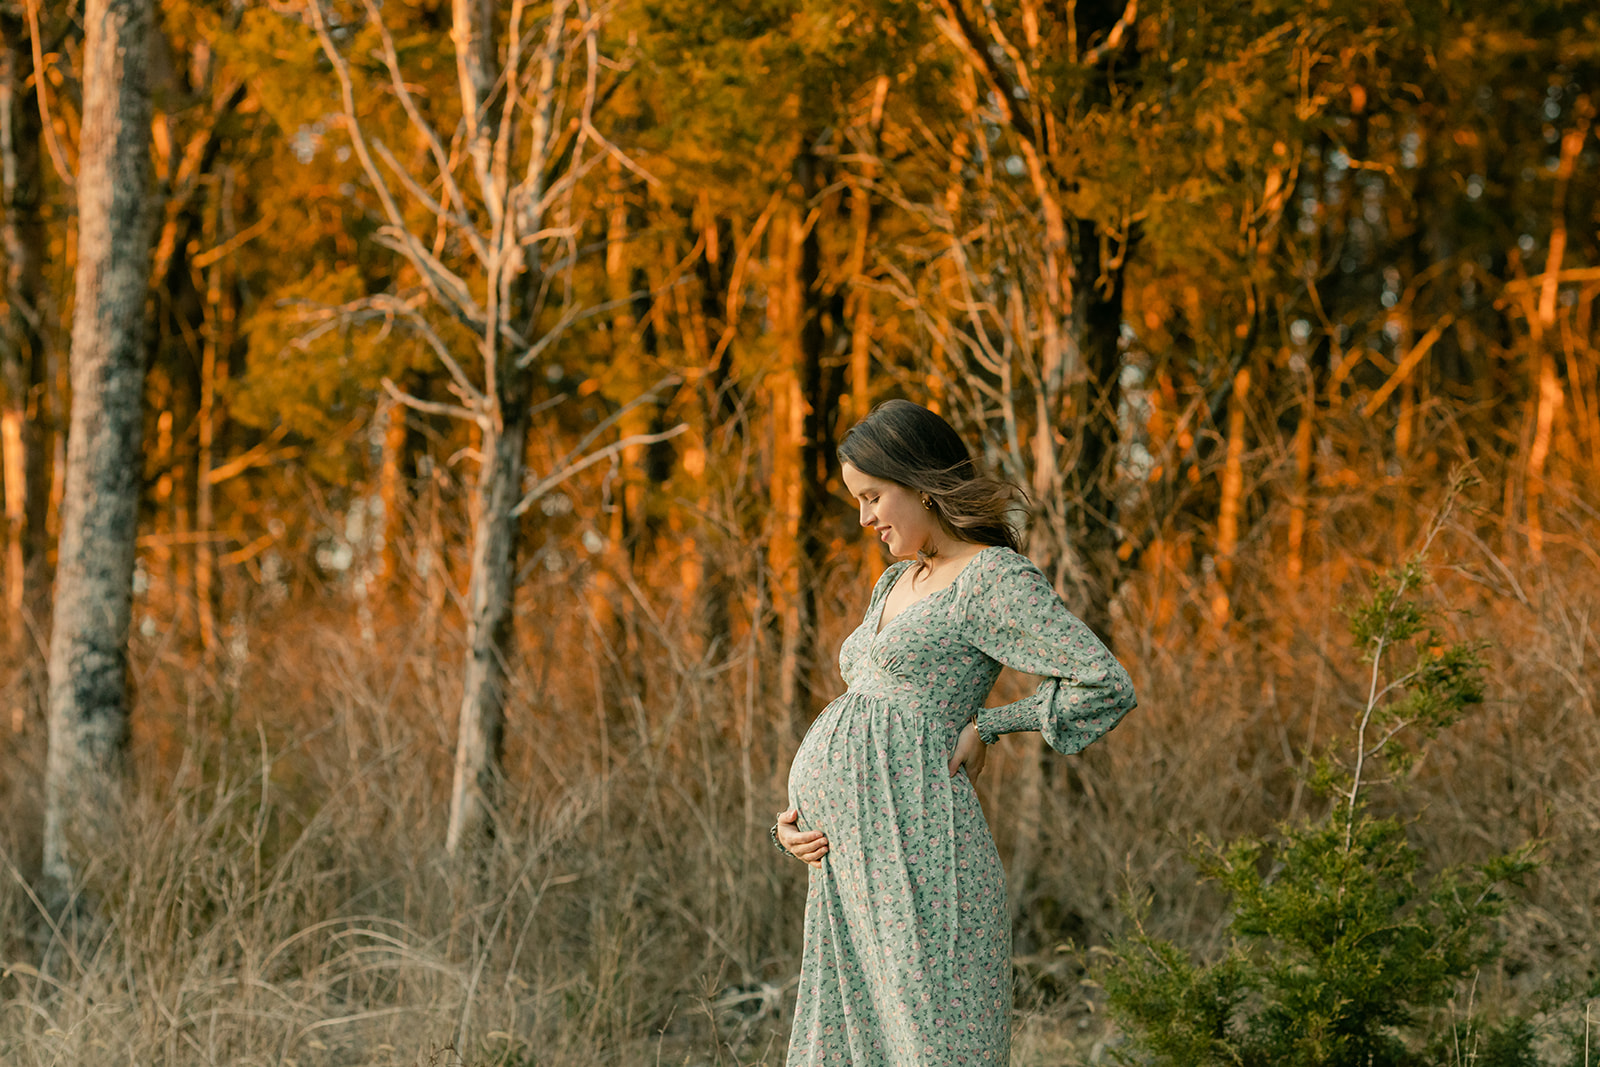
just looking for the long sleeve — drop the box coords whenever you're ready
[963,550,1137,753]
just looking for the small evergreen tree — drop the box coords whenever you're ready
[1097,472,1544,1067]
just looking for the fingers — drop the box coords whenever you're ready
[775,809,830,866]
[950,748,987,779]
[775,810,823,844]
[949,740,976,777]
[791,839,829,862]
[787,834,829,869]
[949,723,988,779]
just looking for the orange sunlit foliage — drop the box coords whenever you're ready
[1,0,1598,1059]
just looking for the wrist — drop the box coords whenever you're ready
[973,713,998,747]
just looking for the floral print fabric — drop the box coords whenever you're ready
[785,546,1137,1067]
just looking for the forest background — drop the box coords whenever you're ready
[1,0,1598,1063]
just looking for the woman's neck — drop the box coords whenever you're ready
[915,538,984,577]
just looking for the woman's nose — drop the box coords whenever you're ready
[858,505,873,527]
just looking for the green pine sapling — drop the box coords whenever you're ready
[1098,471,1542,1067]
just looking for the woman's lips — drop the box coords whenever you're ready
[879,527,892,542]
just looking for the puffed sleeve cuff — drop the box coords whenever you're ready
[975,697,1041,746]
[974,668,1138,753]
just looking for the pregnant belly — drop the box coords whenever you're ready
[786,691,955,845]
[786,697,849,833]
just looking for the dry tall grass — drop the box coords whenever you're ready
[2,481,1598,1065]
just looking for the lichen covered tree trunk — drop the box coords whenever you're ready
[43,0,154,897]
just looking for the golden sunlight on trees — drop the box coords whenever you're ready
[1,0,1598,1062]
[303,0,685,855]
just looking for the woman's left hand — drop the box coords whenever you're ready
[948,721,988,780]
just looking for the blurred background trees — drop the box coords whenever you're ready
[1,0,1597,1061]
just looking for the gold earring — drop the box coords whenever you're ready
[922,496,933,510]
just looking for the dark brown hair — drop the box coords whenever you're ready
[837,399,1024,559]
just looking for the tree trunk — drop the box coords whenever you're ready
[196,180,230,656]
[591,156,638,698]
[441,0,526,853]
[847,76,888,584]
[445,401,529,854]
[0,9,50,627]
[151,407,174,614]
[1212,364,1250,626]
[1525,117,1587,559]
[1065,219,1128,642]
[375,390,409,592]
[792,149,835,721]
[695,212,738,653]
[770,341,801,727]
[1287,363,1314,585]
[766,146,843,725]
[43,0,154,898]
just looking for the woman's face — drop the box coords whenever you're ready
[841,462,941,559]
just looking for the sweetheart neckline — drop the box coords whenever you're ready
[871,546,1000,638]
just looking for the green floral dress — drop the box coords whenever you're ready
[785,546,1137,1066]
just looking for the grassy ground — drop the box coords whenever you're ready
[2,489,1598,1065]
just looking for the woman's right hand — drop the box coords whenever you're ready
[775,807,829,868]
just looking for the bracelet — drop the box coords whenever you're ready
[973,715,998,747]
[770,822,795,858]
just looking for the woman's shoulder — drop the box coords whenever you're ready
[960,544,1038,584]
[953,545,1053,606]
[868,558,915,603]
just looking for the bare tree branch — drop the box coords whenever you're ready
[512,425,688,517]
[285,292,488,409]
[204,425,297,485]
[578,12,658,196]
[366,293,488,407]
[556,374,681,470]
[932,0,1039,149]
[23,0,73,187]
[1082,0,1139,66]
[370,228,491,333]
[382,376,485,427]
[516,290,645,368]
[357,0,483,257]
[372,139,487,265]
[310,0,493,338]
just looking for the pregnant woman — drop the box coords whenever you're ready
[772,400,1137,1067]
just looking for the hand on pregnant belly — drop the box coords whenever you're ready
[775,807,829,868]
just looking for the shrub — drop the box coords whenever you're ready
[1096,475,1544,1067]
